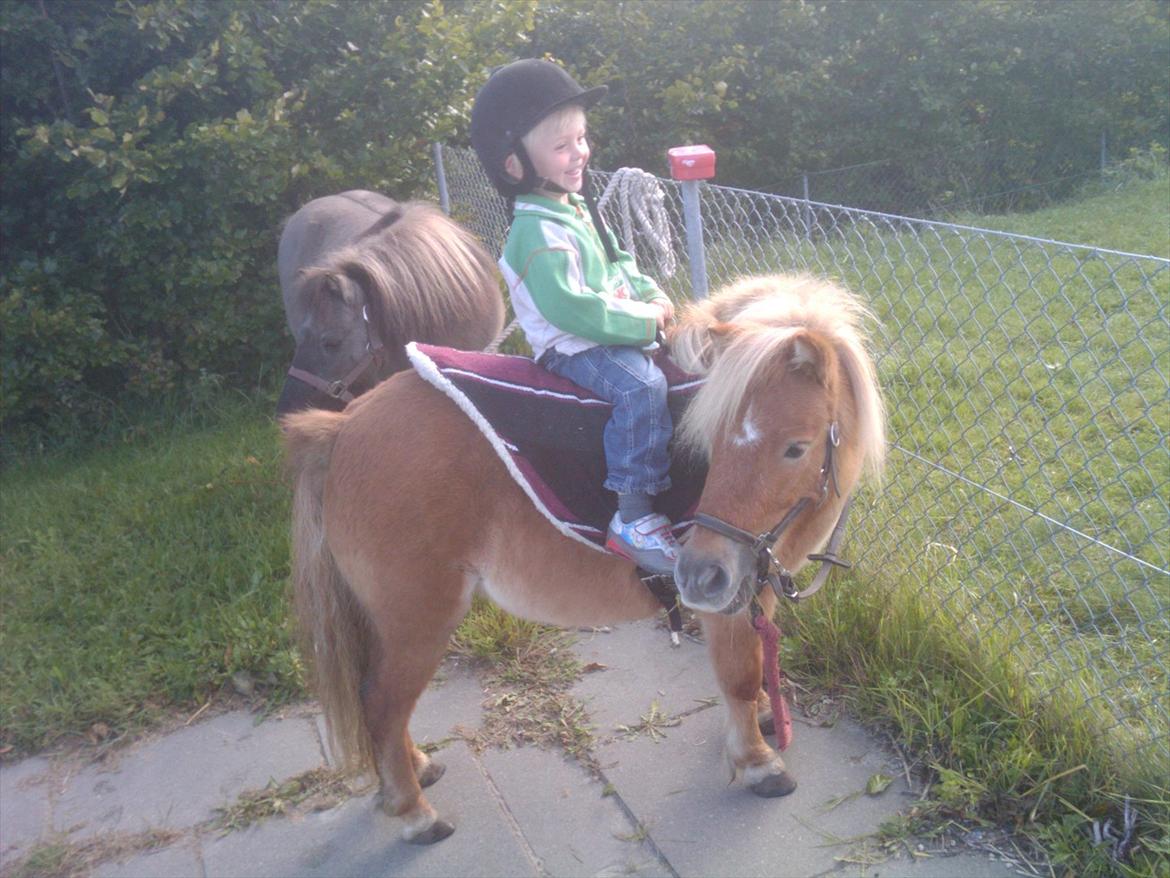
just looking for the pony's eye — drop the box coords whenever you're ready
[783,442,809,460]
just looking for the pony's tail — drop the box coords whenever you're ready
[282,409,375,773]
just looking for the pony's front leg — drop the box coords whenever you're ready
[700,603,797,798]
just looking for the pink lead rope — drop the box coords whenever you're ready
[752,610,793,751]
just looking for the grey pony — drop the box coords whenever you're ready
[276,190,504,415]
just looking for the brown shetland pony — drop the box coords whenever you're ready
[282,273,886,844]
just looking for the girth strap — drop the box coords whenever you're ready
[640,572,684,647]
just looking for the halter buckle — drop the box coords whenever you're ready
[759,546,796,599]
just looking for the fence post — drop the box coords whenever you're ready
[802,173,812,240]
[1100,129,1108,175]
[667,145,717,299]
[433,142,450,215]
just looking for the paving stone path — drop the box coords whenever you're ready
[0,620,1022,877]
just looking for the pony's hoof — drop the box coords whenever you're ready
[406,818,455,845]
[757,709,775,737]
[749,770,797,798]
[417,759,446,788]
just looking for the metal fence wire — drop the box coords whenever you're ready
[437,144,1170,778]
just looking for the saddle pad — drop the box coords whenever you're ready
[407,342,708,553]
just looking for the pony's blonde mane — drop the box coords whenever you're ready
[301,201,498,341]
[671,274,886,481]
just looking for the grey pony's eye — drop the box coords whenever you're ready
[783,443,809,460]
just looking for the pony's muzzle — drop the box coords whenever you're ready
[675,550,750,614]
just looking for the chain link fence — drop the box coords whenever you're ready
[437,144,1170,779]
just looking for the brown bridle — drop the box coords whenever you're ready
[285,305,387,405]
[692,421,853,602]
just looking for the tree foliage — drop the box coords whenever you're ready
[1,0,1166,441]
[536,0,1168,196]
[0,0,533,438]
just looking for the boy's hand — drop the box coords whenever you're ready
[652,298,675,329]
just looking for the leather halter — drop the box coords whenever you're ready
[692,422,854,602]
[286,305,387,404]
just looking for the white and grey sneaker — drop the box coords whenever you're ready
[605,512,680,575]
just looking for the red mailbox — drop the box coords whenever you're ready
[667,145,716,181]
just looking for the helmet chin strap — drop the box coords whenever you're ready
[514,144,619,265]
[515,143,568,195]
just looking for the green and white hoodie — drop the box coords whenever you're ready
[500,193,669,360]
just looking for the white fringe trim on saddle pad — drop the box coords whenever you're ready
[405,341,609,555]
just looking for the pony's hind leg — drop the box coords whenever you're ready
[359,600,465,844]
[701,604,797,798]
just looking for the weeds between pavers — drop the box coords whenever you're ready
[452,600,599,773]
[211,766,360,833]
[1,829,182,878]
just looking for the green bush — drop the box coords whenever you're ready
[0,0,533,444]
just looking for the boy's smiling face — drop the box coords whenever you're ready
[505,105,590,202]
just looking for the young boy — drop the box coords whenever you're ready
[470,59,679,575]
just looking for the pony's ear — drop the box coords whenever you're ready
[788,331,832,384]
[670,319,737,373]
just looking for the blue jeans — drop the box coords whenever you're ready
[541,345,672,496]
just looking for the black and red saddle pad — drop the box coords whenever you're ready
[407,342,708,554]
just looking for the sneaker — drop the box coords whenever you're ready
[605,512,680,575]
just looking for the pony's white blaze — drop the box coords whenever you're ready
[732,405,763,447]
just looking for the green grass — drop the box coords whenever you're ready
[779,563,1169,876]
[0,395,301,753]
[947,175,1170,257]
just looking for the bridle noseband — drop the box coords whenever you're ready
[286,305,387,404]
[693,421,853,602]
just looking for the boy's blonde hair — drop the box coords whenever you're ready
[520,103,587,152]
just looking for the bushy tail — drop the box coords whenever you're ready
[282,410,375,772]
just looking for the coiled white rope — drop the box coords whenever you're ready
[598,167,677,279]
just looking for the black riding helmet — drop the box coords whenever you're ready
[470,59,607,198]
[470,59,619,263]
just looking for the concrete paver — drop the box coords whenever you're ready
[479,745,670,877]
[0,755,52,868]
[53,712,322,841]
[571,623,719,733]
[200,741,537,878]
[593,708,909,877]
[90,839,204,878]
[859,852,1018,877]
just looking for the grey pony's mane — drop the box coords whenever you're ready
[299,201,497,343]
[669,273,886,482]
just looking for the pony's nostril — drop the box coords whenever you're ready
[695,562,730,600]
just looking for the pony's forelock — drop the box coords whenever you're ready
[305,202,499,343]
[674,274,886,482]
